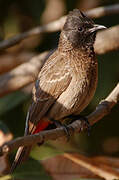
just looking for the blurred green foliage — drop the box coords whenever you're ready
[12,158,52,180]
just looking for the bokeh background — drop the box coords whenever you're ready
[0,0,119,178]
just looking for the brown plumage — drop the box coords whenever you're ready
[11,9,106,172]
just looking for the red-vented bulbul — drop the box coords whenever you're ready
[11,9,106,172]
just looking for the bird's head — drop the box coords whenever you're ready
[62,9,106,48]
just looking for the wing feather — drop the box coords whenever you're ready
[26,51,72,134]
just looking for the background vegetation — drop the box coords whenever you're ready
[0,0,119,179]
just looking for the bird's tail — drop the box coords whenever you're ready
[10,118,50,173]
[10,145,32,173]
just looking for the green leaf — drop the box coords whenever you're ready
[0,91,30,115]
[31,143,63,161]
[11,158,52,180]
[0,175,11,180]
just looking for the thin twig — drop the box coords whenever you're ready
[0,25,119,98]
[94,25,119,54]
[86,3,119,18]
[0,51,49,97]
[0,83,118,156]
[0,4,118,51]
[0,51,35,74]
[63,153,119,180]
[88,83,119,125]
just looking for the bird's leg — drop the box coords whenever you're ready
[67,115,91,136]
[50,119,70,141]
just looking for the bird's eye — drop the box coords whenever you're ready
[78,27,83,31]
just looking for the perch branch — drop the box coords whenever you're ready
[0,25,119,98]
[0,4,118,51]
[0,83,118,156]
[88,83,119,125]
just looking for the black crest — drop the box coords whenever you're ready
[63,9,94,31]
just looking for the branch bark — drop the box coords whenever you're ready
[86,3,119,18]
[0,83,118,156]
[0,4,118,51]
[0,51,49,97]
[0,25,119,98]
[0,52,35,74]
[63,153,119,180]
[94,25,119,54]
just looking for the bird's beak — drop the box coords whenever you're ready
[88,24,107,34]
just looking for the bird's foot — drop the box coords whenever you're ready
[67,115,91,136]
[37,140,44,146]
[50,119,70,141]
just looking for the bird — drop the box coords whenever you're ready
[11,9,106,172]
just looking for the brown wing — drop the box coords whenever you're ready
[25,51,72,135]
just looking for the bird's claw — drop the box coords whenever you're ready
[80,116,91,136]
[50,119,70,141]
[66,115,91,136]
